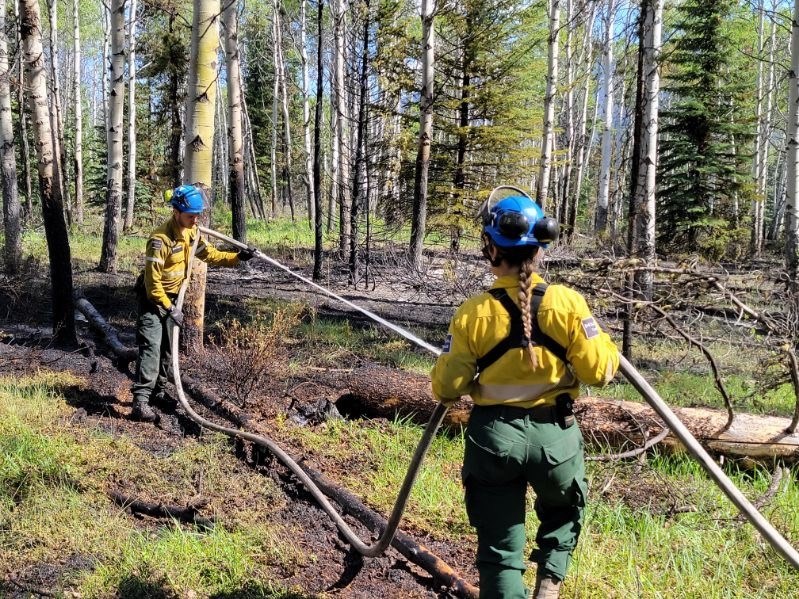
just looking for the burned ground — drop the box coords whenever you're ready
[0,258,479,598]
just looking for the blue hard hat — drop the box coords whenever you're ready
[482,195,558,248]
[169,184,206,214]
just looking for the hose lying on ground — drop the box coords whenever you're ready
[195,226,799,571]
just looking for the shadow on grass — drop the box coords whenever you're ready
[117,575,178,598]
[210,581,313,598]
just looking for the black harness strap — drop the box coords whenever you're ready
[475,283,569,373]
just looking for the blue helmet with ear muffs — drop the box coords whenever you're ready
[482,195,559,248]
[169,184,206,214]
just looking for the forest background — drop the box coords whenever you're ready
[4,0,799,341]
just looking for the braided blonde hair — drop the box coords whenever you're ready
[517,254,539,369]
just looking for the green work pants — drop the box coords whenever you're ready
[462,404,587,599]
[131,296,174,405]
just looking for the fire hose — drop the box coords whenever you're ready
[167,225,799,569]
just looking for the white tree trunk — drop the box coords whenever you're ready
[632,0,663,298]
[334,0,351,256]
[99,0,126,273]
[47,0,69,223]
[222,0,246,241]
[273,0,294,219]
[124,0,138,232]
[785,0,799,281]
[270,6,279,217]
[409,0,434,269]
[570,1,596,235]
[300,0,315,224]
[596,0,615,233]
[20,0,75,342]
[537,0,560,210]
[72,0,83,225]
[0,0,20,272]
[183,0,220,352]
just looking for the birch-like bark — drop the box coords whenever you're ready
[559,0,574,231]
[596,0,615,233]
[334,0,351,257]
[409,0,434,269]
[99,0,125,273]
[183,0,220,352]
[273,0,294,220]
[568,1,596,237]
[20,0,75,343]
[123,0,137,231]
[300,0,315,224]
[312,0,324,280]
[15,0,32,220]
[348,0,370,283]
[536,0,560,210]
[632,0,662,294]
[270,6,279,217]
[760,15,777,238]
[47,0,69,224]
[72,0,83,225]
[222,0,246,241]
[0,0,20,273]
[785,0,799,282]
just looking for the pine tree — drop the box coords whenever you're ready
[658,0,754,258]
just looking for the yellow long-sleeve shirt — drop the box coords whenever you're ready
[143,217,240,310]
[430,273,619,408]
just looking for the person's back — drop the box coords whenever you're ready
[430,191,619,599]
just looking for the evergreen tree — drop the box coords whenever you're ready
[658,0,754,258]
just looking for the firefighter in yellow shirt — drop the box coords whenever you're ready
[131,184,255,422]
[430,193,619,599]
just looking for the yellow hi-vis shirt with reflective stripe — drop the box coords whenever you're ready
[431,273,619,408]
[143,217,240,310]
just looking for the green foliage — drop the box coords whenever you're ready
[658,0,755,258]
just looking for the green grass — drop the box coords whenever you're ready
[0,373,305,598]
[275,408,799,597]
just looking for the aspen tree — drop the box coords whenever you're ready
[182,0,220,351]
[596,0,616,234]
[47,0,69,223]
[0,0,20,273]
[19,0,76,344]
[15,0,32,220]
[222,0,246,241]
[409,0,434,270]
[537,0,560,210]
[124,0,138,232]
[300,0,315,224]
[785,0,799,282]
[99,0,126,273]
[72,0,83,225]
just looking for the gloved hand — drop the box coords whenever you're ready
[237,246,257,261]
[167,306,184,328]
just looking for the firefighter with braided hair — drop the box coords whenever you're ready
[430,191,619,598]
[131,184,256,422]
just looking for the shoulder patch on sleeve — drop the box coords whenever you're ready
[149,239,163,251]
[581,317,599,339]
[441,334,452,353]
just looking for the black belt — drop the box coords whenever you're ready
[475,393,575,427]
[474,403,557,424]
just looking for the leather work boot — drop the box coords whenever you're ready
[131,399,156,422]
[532,574,561,599]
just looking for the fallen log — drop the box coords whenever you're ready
[74,296,137,363]
[340,366,799,464]
[109,490,215,529]
[297,460,478,598]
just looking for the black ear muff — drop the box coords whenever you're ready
[497,211,529,239]
[532,217,559,244]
